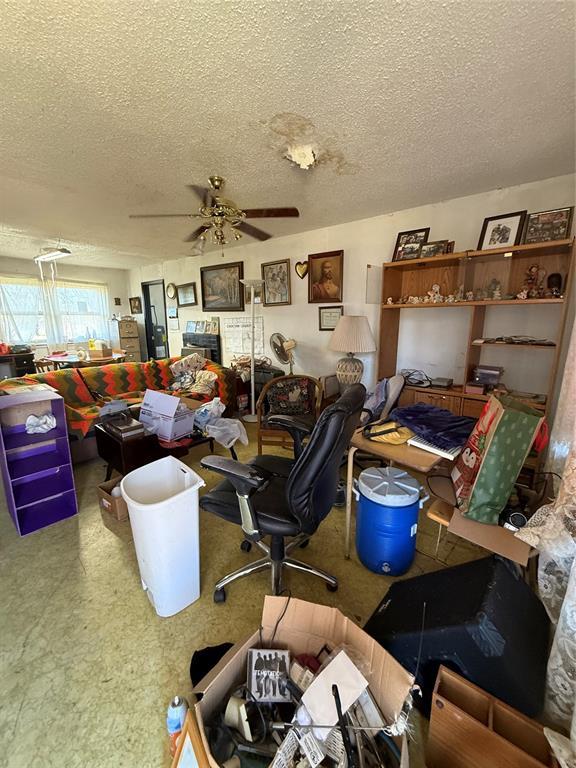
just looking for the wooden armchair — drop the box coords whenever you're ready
[256,374,323,455]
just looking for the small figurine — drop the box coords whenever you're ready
[523,263,547,298]
[465,291,474,302]
[386,296,394,305]
[487,278,502,300]
[516,288,529,300]
[447,294,455,303]
[427,283,443,303]
[422,295,430,303]
[454,284,464,302]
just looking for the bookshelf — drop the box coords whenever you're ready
[378,239,575,418]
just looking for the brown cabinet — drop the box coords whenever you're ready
[413,390,460,414]
[118,319,142,363]
[462,397,488,418]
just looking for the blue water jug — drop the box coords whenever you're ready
[355,467,428,576]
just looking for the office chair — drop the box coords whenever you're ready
[199,383,366,602]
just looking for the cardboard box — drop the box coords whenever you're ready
[178,394,205,412]
[192,596,414,767]
[448,507,531,566]
[97,478,129,521]
[89,344,113,359]
[139,389,195,441]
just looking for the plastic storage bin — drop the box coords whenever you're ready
[355,466,427,576]
[121,456,205,617]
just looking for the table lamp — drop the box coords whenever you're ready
[328,315,376,388]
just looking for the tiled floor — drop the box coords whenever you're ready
[0,425,484,766]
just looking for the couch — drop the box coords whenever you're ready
[0,357,236,441]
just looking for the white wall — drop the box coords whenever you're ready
[129,174,575,389]
[0,255,131,342]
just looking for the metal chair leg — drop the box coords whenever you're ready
[284,557,338,589]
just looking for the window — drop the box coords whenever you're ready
[0,276,110,347]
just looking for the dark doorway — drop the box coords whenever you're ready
[142,280,169,359]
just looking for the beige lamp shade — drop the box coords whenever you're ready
[328,315,376,388]
[328,315,376,353]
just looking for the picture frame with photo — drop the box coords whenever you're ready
[319,305,343,331]
[420,240,450,258]
[129,296,142,315]
[176,282,198,307]
[261,259,291,306]
[167,306,178,318]
[523,207,574,244]
[170,710,210,768]
[200,261,244,312]
[392,228,430,261]
[186,321,197,333]
[308,250,344,304]
[477,211,527,250]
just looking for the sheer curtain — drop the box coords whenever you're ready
[516,318,576,767]
[0,274,110,349]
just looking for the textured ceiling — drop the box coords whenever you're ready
[0,0,574,269]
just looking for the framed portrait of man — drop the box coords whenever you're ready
[308,250,344,304]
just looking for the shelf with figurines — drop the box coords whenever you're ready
[381,235,573,309]
[381,260,569,309]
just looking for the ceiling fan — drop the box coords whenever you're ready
[129,175,300,247]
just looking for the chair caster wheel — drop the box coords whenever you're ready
[299,539,310,549]
[240,540,252,553]
[326,583,338,593]
[214,588,226,603]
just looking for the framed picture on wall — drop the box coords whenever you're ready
[200,261,244,312]
[477,211,527,250]
[319,305,343,331]
[176,282,198,307]
[308,250,343,303]
[129,296,142,314]
[261,259,291,306]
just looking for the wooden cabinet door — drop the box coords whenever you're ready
[413,390,461,414]
[461,398,487,419]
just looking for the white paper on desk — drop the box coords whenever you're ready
[300,650,368,741]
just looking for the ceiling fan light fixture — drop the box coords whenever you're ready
[232,229,242,241]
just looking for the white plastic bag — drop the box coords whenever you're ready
[194,397,226,429]
[206,418,248,449]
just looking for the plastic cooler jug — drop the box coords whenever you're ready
[355,466,428,576]
[121,456,205,617]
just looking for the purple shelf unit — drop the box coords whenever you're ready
[0,390,77,536]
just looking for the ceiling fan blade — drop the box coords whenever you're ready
[183,225,211,243]
[235,221,272,241]
[242,207,300,218]
[186,184,215,207]
[129,213,202,219]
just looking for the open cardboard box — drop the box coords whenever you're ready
[97,478,129,522]
[192,596,414,767]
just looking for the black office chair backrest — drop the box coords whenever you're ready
[285,383,365,535]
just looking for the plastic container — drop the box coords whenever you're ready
[121,456,205,617]
[355,466,428,576]
[167,695,189,756]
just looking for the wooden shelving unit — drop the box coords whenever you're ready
[378,239,575,419]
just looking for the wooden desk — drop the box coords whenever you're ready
[345,429,444,558]
[46,353,126,368]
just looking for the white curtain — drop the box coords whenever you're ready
[0,274,109,350]
[516,318,576,767]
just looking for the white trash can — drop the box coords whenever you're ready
[121,456,205,617]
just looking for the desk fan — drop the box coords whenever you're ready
[270,332,297,374]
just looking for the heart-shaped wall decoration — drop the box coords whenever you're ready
[295,261,309,279]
